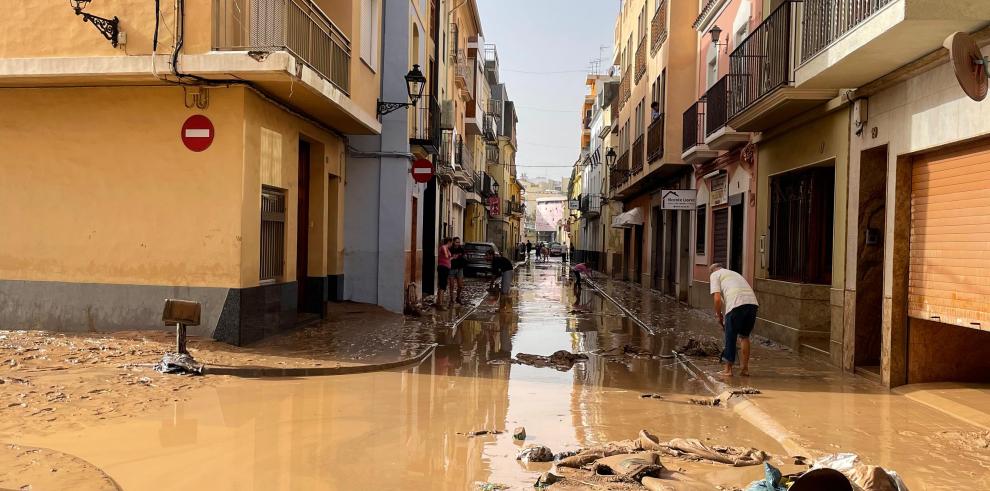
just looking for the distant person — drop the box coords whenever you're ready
[571,262,589,294]
[436,237,453,310]
[489,251,515,308]
[449,237,466,305]
[526,240,533,260]
[709,263,759,377]
[650,101,661,121]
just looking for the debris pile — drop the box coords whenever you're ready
[154,352,203,375]
[675,337,723,357]
[513,350,588,371]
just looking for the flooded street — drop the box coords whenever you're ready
[13,260,786,490]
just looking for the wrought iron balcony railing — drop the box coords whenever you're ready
[213,0,351,94]
[801,0,893,63]
[647,113,664,163]
[631,135,645,174]
[651,1,668,54]
[705,75,733,137]
[728,1,794,119]
[683,99,706,151]
[410,94,440,154]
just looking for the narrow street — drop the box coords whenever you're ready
[12,259,790,490]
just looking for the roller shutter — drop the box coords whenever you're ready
[712,208,729,266]
[909,140,990,331]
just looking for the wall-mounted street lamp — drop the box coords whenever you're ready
[377,65,427,118]
[69,0,120,48]
[605,148,617,169]
[709,25,728,51]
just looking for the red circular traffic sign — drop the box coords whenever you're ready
[411,158,434,183]
[181,115,215,152]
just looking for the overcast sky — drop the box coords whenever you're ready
[478,0,619,181]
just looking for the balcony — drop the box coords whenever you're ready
[704,75,749,150]
[726,1,836,132]
[635,36,647,84]
[454,50,475,101]
[651,1,668,54]
[214,0,351,94]
[507,200,525,216]
[610,151,630,190]
[482,113,498,143]
[486,143,500,165]
[631,135,645,175]
[682,99,718,165]
[580,195,601,218]
[647,114,664,163]
[618,74,631,111]
[795,0,990,89]
[437,130,456,181]
[409,94,440,155]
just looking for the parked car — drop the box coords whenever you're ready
[549,242,565,257]
[464,242,500,277]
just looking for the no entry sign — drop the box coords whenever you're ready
[181,115,214,152]
[411,158,434,183]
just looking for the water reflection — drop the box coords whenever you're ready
[23,259,782,490]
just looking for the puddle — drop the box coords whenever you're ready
[17,260,785,489]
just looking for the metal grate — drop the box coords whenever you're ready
[260,186,286,282]
[683,99,706,151]
[647,113,664,162]
[651,1,668,54]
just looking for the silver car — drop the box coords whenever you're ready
[464,242,500,277]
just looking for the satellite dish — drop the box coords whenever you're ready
[944,31,989,102]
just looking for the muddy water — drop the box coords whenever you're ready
[20,261,784,490]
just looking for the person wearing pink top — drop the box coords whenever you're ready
[436,238,452,309]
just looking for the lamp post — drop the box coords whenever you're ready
[69,0,120,47]
[601,147,617,273]
[377,65,428,118]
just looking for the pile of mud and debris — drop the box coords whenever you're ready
[512,350,588,371]
[510,430,909,491]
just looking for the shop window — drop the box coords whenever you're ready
[768,166,834,284]
[261,186,286,283]
[695,205,706,255]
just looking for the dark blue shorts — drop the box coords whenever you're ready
[722,304,758,364]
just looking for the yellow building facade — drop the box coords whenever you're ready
[0,0,380,343]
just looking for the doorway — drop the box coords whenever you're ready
[411,197,418,284]
[665,210,677,295]
[634,224,644,284]
[651,207,662,290]
[297,140,311,313]
[729,194,744,273]
[854,146,887,374]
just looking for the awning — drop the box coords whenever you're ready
[611,207,644,228]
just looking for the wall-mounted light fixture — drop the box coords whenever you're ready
[70,0,120,48]
[709,25,728,52]
[377,65,427,118]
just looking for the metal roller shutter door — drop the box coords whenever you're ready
[909,140,990,331]
[712,208,729,266]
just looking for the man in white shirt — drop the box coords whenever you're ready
[710,263,759,377]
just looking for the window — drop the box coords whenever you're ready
[696,205,707,255]
[706,47,718,89]
[638,6,647,41]
[658,69,666,110]
[635,100,644,136]
[768,166,835,284]
[360,0,379,70]
[260,187,286,283]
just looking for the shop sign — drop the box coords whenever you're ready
[661,189,698,210]
[709,174,728,206]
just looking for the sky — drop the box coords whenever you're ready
[477,0,619,181]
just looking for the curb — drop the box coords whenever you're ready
[586,277,813,458]
[202,294,489,378]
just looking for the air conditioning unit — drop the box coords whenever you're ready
[441,100,455,130]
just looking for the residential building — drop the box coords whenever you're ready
[575,74,619,271]
[1,0,380,343]
[608,0,696,298]
[346,0,440,312]
[683,1,762,312]
[707,0,990,386]
[485,58,521,254]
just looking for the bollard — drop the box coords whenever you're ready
[162,299,201,354]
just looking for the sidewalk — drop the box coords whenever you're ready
[586,273,990,490]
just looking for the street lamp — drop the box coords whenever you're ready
[709,25,727,51]
[377,65,428,118]
[69,0,120,48]
[605,148,617,169]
